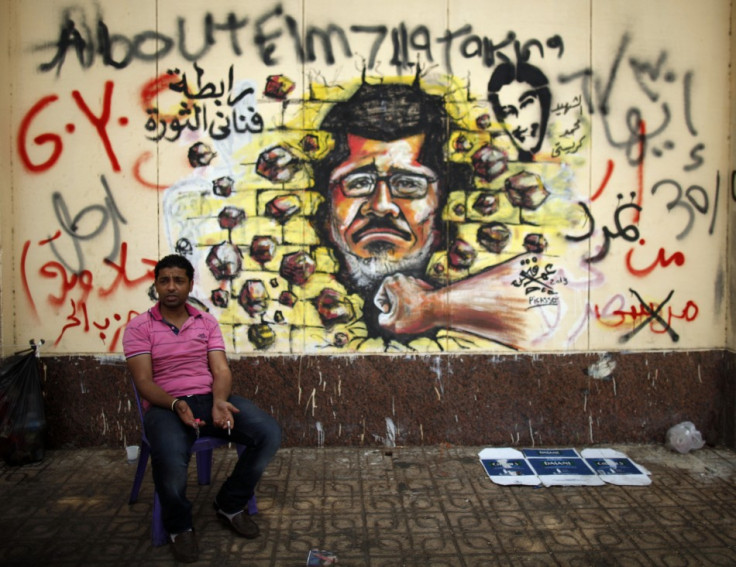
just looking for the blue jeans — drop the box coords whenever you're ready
[143,394,281,534]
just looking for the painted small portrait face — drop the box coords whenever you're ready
[326,133,441,288]
[496,80,545,156]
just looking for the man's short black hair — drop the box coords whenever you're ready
[314,81,449,187]
[487,61,551,109]
[155,254,194,281]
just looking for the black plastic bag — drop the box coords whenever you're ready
[0,344,47,465]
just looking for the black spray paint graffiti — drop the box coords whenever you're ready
[619,288,679,343]
[566,193,642,264]
[651,172,720,239]
[566,168,722,264]
[559,33,702,169]
[49,175,126,274]
[145,63,264,142]
[36,5,563,76]
[554,31,721,268]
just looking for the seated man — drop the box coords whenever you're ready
[123,254,281,563]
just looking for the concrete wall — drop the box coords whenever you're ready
[42,351,728,449]
[1,0,734,448]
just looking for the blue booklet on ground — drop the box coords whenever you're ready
[479,447,651,487]
[523,448,604,486]
[478,448,540,485]
[581,448,651,485]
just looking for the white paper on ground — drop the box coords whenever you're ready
[580,448,652,486]
[478,447,541,486]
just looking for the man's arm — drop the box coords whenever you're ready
[126,354,197,425]
[374,253,567,350]
[208,350,239,429]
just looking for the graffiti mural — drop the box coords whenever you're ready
[3,0,732,355]
[163,73,586,353]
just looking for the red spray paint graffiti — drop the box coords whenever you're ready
[17,81,124,173]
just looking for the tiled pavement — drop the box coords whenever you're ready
[1,444,735,566]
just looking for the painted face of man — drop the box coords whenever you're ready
[327,133,441,289]
[496,80,545,156]
[154,267,193,310]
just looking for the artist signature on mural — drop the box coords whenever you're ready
[512,256,567,308]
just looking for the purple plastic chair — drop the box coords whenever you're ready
[127,380,257,546]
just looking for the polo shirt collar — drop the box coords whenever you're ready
[149,302,202,321]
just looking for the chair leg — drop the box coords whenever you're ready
[247,494,258,516]
[152,490,169,547]
[128,443,150,504]
[195,448,214,485]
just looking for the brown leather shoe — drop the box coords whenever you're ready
[214,502,260,539]
[170,529,199,563]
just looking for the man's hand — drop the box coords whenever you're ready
[375,274,440,335]
[173,399,204,428]
[212,399,240,430]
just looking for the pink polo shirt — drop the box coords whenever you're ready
[123,302,226,404]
